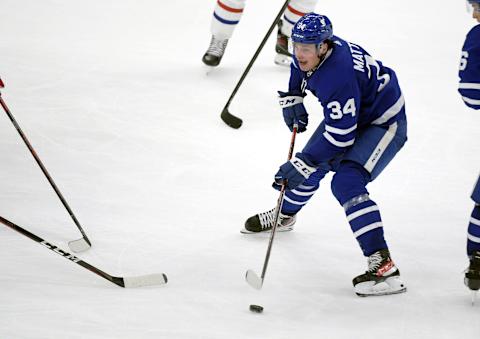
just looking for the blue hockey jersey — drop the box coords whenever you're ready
[458,24,480,110]
[288,36,406,165]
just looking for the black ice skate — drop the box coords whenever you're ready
[202,35,229,67]
[353,249,406,297]
[241,208,296,234]
[465,250,480,304]
[274,21,292,67]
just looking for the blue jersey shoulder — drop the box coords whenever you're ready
[466,24,480,46]
[310,37,356,101]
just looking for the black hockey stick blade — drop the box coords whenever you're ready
[68,237,91,253]
[245,269,263,290]
[0,215,168,288]
[221,106,242,129]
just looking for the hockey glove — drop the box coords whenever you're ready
[278,90,308,133]
[273,153,317,191]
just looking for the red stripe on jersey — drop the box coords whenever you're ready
[217,0,244,13]
[287,4,306,16]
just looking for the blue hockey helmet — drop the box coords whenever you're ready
[291,13,333,45]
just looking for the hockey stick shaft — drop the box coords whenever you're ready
[260,125,297,279]
[0,215,167,287]
[220,0,291,129]
[0,89,91,247]
[246,125,298,289]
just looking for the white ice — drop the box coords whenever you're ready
[0,0,479,338]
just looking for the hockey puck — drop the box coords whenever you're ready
[249,304,264,313]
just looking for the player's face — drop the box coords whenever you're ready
[293,43,321,71]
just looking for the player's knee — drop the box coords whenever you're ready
[330,162,370,206]
[331,173,357,205]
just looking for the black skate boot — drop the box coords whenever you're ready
[241,208,296,234]
[274,20,292,67]
[202,35,229,67]
[465,250,480,291]
[353,249,406,297]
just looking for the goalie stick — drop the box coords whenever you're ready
[246,124,298,289]
[220,0,291,129]
[0,215,168,288]
[0,77,91,252]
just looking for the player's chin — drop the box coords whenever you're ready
[298,62,309,71]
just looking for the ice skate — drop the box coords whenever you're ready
[202,35,229,67]
[353,249,406,297]
[241,208,296,234]
[465,250,480,304]
[274,21,292,67]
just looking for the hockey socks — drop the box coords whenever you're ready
[344,195,387,256]
[281,168,326,215]
[467,205,480,255]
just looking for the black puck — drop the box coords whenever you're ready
[249,304,264,313]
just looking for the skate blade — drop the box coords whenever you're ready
[274,54,292,67]
[355,276,407,297]
[203,64,216,75]
[471,290,478,305]
[240,225,294,234]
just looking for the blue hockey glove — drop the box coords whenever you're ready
[278,90,308,133]
[273,153,317,191]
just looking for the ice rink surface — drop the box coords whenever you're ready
[0,0,479,338]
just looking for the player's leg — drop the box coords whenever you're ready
[243,122,330,233]
[203,0,246,67]
[275,0,318,66]
[333,119,407,296]
[465,175,480,291]
[242,169,327,233]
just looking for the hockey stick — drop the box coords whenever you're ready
[0,78,91,252]
[220,0,291,129]
[246,124,298,289]
[0,215,168,287]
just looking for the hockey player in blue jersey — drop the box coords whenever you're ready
[459,0,480,296]
[242,13,407,296]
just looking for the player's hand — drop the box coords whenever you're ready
[278,90,308,133]
[272,153,316,190]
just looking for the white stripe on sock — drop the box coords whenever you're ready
[290,189,316,197]
[347,205,380,222]
[468,233,480,243]
[470,217,480,226]
[284,195,308,206]
[459,82,480,90]
[353,221,383,238]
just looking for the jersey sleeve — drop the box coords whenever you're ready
[302,79,360,165]
[459,25,480,110]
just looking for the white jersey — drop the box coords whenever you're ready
[210,0,319,39]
